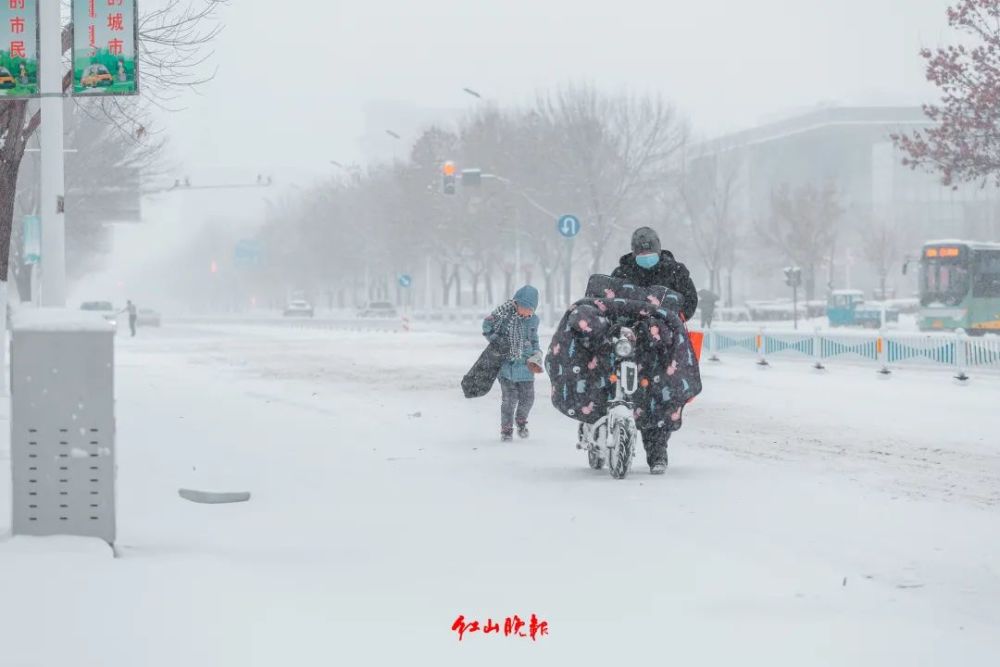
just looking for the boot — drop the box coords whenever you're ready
[501,427,513,442]
[517,421,529,439]
[649,452,669,475]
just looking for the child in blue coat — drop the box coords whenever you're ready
[482,285,542,441]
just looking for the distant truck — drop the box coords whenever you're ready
[827,290,899,328]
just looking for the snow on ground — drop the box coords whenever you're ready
[1,322,999,666]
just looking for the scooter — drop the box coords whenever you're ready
[576,325,640,479]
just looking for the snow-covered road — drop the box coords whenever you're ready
[1,323,998,666]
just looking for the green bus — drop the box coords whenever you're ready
[914,240,1000,335]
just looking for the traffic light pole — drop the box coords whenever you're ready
[792,284,798,330]
[784,266,802,330]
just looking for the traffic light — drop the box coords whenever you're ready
[442,161,457,195]
[783,266,802,288]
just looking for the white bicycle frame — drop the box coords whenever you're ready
[580,358,640,460]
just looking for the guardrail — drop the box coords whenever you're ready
[699,327,1000,380]
[173,316,406,334]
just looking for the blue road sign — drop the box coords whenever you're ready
[234,239,261,265]
[398,274,413,288]
[558,214,581,238]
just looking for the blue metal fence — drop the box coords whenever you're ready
[702,327,999,378]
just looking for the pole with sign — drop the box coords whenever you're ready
[558,215,581,308]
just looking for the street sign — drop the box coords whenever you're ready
[0,1,40,98]
[398,274,412,288]
[71,0,139,96]
[557,214,581,238]
[461,169,482,187]
[234,239,261,265]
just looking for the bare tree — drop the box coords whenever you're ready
[240,85,693,316]
[11,103,167,296]
[534,84,688,276]
[858,217,902,300]
[681,149,744,296]
[759,183,843,301]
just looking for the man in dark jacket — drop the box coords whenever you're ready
[610,226,698,474]
[611,227,698,321]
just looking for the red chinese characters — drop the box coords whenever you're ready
[9,40,25,58]
[88,24,96,48]
[9,16,24,33]
[106,12,124,31]
[451,614,549,641]
[88,0,95,20]
[8,0,24,10]
[108,38,123,55]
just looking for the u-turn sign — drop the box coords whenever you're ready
[557,214,581,238]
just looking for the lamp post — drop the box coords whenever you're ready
[38,0,66,306]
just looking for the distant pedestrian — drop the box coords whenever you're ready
[698,288,719,328]
[482,285,542,441]
[121,300,138,337]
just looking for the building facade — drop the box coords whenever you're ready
[692,106,1000,301]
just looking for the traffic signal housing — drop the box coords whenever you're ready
[783,266,802,288]
[442,161,457,195]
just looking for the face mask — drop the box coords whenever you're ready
[636,253,660,269]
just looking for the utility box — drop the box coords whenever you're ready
[9,309,116,545]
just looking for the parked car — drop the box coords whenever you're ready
[357,301,398,318]
[136,307,162,327]
[283,300,314,317]
[80,301,119,331]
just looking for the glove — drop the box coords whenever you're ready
[526,351,544,374]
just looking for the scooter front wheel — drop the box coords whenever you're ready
[608,417,636,480]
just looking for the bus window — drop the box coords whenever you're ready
[973,251,1000,297]
[921,260,970,306]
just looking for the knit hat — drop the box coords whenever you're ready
[631,227,661,255]
[513,285,539,310]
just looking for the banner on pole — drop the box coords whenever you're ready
[72,0,138,96]
[0,0,39,98]
[22,214,40,264]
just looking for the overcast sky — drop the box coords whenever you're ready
[153,0,955,188]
